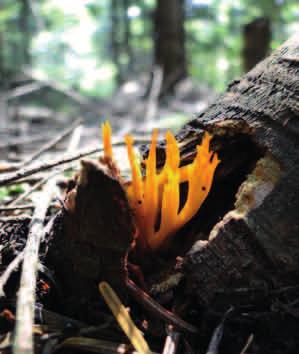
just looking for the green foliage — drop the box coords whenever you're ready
[0,0,298,94]
[0,184,26,202]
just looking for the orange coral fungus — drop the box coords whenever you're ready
[101,121,220,251]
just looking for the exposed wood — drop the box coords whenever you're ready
[45,158,134,322]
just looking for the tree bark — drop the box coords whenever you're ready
[45,159,134,322]
[169,35,299,307]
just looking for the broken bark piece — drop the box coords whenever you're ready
[45,158,134,322]
[139,35,299,307]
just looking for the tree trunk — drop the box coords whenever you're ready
[19,0,32,66]
[154,0,186,92]
[242,17,271,72]
[110,0,122,84]
[122,0,133,72]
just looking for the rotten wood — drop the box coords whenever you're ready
[45,158,134,322]
[166,35,299,307]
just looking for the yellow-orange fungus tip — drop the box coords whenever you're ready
[102,121,113,159]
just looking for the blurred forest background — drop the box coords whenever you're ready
[0,0,298,147]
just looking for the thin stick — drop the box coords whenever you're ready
[240,334,254,354]
[0,135,49,150]
[13,125,82,354]
[0,203,58,212]
[7,168,69,207]
[0,204,41,211]
[205,307,233,354]
[0,215,31,223]
[0,137,151,188]
[7,82,45,100]
[20,118,82,168]
[162,327,180,354]
[0,251,24,297]
[13,188,55,353]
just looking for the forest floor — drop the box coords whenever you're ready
[1,69,298,354]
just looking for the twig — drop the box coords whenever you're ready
[7,82,45,100]
[162,326,180,354]
[13,125,82,354]
[0,204,42,211]
[7,168,68,207]
[0,137,151,187]
[205,307,233,354]
[126,279,198,334]
[0,215,31,223]
[58,337,159,354]
[0,203,58,212]
[13,190,55,353]
[20,118,82,168]
[0,252,24,297]
[240,334,254,354]
[0,135,49,150]
[23,69,94,108]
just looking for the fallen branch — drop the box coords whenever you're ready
[0,135,48,150]
[0,252,24,297]
[0,136,151,187]
[0,215,31,223]
[240,334,254,354]
[20,118,82,168]
[0,204,51,212]
[205,308,233,354]
[7,82,45,100]
[162,327,180,354]
[13,125,82,354]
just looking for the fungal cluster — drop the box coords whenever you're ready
[102,121,219,252]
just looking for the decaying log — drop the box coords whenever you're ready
[44,35,299,328]
[170,35,299,306]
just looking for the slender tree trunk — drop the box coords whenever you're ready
[122,0,133,71]
[19,0,32,66]
[110,0,122,84]
[154,0,186,93]
[242,17,271,72]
